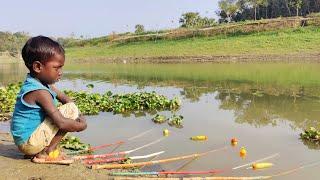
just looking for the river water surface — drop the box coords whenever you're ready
[1,62,320,179]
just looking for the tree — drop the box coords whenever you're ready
[179,12,202,28]
[217,0,319,20]
[259,0,269,18]
[179,12,216,28]
[248,0,268,20]
[289,0,303,16]
[134,24,145,34]
[218,0,240,22]
[248,0,259,20]
[200,17,217,27]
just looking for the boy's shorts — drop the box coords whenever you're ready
[18,102,79,155]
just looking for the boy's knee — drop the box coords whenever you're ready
[58,102,79,120]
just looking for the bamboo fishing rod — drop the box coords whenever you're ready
[109,169,223,176]
[271,160,320,178]
[67,128,154,155]
[91,146,228,169]
[73,137,164,160]
[184,160,320,180]
[183,176,272,180]
[66,141,125,155]
[83,151,165,165]
[232,153,280,170]
[108,153,279,177]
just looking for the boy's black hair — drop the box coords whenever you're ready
[22,36,65,71]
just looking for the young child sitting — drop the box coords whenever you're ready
[10,36,87,163]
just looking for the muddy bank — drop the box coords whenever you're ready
[0,130,179,180]
[70,53,320,64]
[0,133,112,180]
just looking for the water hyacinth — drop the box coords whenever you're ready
[0,83,181,120]
[168,114,184,128]
[151,114,184,128]
[0,83,21,121]
[300,127,320,144]
[59,135,91,151]
[64,90,181,115]
[152,114,167,124]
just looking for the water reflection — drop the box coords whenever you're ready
[301,139,320,150]
[0,63,26,86]
[216,91,320,129]
[61,72,320,132]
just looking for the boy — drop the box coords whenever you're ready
[10,36,87,163]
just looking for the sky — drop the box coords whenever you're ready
[0,0,219,38]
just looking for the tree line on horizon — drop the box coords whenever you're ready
[149,0,320,30]
[217,0,320,23]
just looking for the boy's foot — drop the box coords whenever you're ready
[31,156,74,165]
[31,149,73,165]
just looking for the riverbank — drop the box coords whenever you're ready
[66,26,320,63]
[68,53,320,64]
[0,131,111,179]
[2,26,320,64]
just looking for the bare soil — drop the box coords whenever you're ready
[0,131,182,180]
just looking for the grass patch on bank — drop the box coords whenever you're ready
[0,56,21,63]
[66,27,320,60]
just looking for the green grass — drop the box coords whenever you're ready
[66,27,320,60]
[0,56,21,63]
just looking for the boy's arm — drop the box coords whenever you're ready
[50,84,73,104]
[35,89,87,132]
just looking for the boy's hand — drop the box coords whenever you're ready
[50,85,73,104]
[76,115,87,131]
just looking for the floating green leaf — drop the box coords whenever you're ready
[152,114,167,124]
[168,114,184,128]
[86,83,94,89]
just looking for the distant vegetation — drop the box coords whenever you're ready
[0,32,29,57]
[134,24,145,34]
[217,0,320,22]
[179,12,216,28]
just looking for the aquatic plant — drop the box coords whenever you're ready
[64,90,181,115]
[300,127,320,144]
[86,83,94,89]
[59,135,91,151]
[152,114,167,124]
[0,83,21,121]
[168,114,184,128]
[0,83,182,120]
